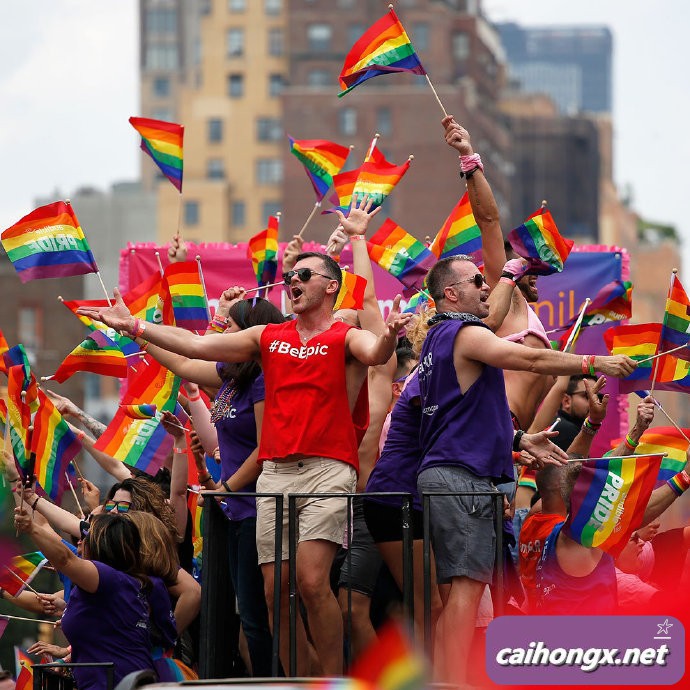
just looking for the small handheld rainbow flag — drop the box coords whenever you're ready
[403,290,433,314]
[334,271,367,311]
[163,261,209,332]
[30,390,82,502]
[129,116,184,192]
[1,201,98,283]
[123,271,175,326]
[603,322,660,385]
[187,490,204,559]
[15,656,33,690]
[122,404,158,419]
[661,273,690,362]
[507,207,573,276]
[48,332,130,383]
[289,136,351,201]
[339,7,426,97]
[429,192,482,264]
[367,218,435,293]
[565,454,664,557]
[616,426,688,483]
[0,552,48,597]
[248,215,279,288]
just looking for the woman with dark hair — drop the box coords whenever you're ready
[135,291,284,676]
[14,509,175,690]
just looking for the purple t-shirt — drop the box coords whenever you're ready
[214,368,265,521]
[365,371,422,511]
[61,561,157,690]
[147,575,177,650]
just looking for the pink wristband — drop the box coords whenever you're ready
[350,235,366,241]
[499,276,516,286]
[188,393,202,402]
[459,153,484,174]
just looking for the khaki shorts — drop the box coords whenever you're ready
[255,457,357,564]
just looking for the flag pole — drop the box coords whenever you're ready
[645,396,690,443]
[3,566,40,596]
[364,132,380,163]
[195,255,212,321]
[636,342,690,364]
[563,298,591,353]
[154,251,165,276]
[65,472,85,520]
[297,202,321,239]
[0,613,58,626]
[424,75,449,118]
[652,268,679,396]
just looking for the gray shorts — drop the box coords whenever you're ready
[338,501,382,596]
[417,465,499,585]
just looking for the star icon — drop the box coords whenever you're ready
[656,619,673,636]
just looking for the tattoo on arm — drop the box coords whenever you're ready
[77,410,107,438]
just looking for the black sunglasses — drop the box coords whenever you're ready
[282,268,334,285]
[447,273,487,290]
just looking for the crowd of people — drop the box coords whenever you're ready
[2,116,690,689]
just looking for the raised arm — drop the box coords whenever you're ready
[184,384,219,456]
[610,396,656,456]
[68,423,131,482]
[162,411,191,541]
[168,567,201,633]
[565,377,608,458]
[443,115,506,287]
[21,485,82,539]
[77,287,263,363]
[46,390,107,439]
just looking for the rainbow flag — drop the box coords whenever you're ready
[565,454,663,557]
[507,207,574,276]
[163,261,209,332]
[334,271,367,311]
[0,329,9,360]
[584,280,633,325]
[349,620,426,690]
[351,157,411,211]
[403,290,433,314]
[129,116,184,192]
[326,168,360,215]
[248,215,279,288]
[49,332,130,383]
[122,404,158,419]
[95,358,180,475]
[1,201,98,283]
[603,322,660,380]
[5,365,32,472]
[339,7,426,97]
[429,192,482,264]
[367,218,435,293]
[1,344,31,384]
[626,426,689,483]
[30,390,82,501]
[289,136,351,201]
[0,552,48,597]
[187,490,204,559]
[660,273,690,361]
[15,657,33,690]
[123,272,175,326]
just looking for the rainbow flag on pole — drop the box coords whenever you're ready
[628,426,689,482]
[660,273,690,361]
[367,218,436,292]
[289,136,351,201]
[122,404,158,419]
[0,552,48,597]
[48,331,131,383]
[248,216,279,288]
[565,454,663,557]
[339,7,426,96]
[5,365,32,471]
[1,201,98,283]
[129,116,184,192]
[30,390,82,501]
[163,261,209,332]
[334,271,367,311]
[429,192,482,263]
[507,207,573,276]
[123,272,175,326]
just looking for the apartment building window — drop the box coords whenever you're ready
[452,32,470,60]
[412,23,429,51]
[264,0,282,15]
[226,28,244,57]
[153,77,170,97]
[18,306,41,349]
[257,117,283,142]
[269,73,286,97]
[208,118,223,143]
[200,0,212,15]
[145,45,178,70]
[146,8,177,34]
[263,201,281,220]
[184,201,199,226]
[376,107,392,137]
[257,159,283,185]
[232,201,246,227]
[339,108,357,136]
[207,158,225,179]
[228,0,246,11]
[307,69,330,87]
[268,28,284,57]
[227,73,244,98]
[307,24,332,53]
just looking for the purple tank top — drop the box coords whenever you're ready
[535,521,617,614]
[365,371,422,511]
[418,318,514,482]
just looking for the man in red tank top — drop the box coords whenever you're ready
[78,228,411,676]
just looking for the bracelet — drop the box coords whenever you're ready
[581,354,596,375]
[459,153,484,178]
[350,235,366,242]
[173,447,186,454]
[198,473,212,484]
[584,417,602,429]
[667,470,690,496]
[76,430,86,442]
[130,319,146,338]
[580,423,598,436]
[499,275,516,286]
[139,339,149,351]
[213,314,229,325]
[188,392,202,402]
[624,433,639,449]
[32,496,40,511]
[222,480,233,493]
[512,429,525,452]
[208,322,225,333]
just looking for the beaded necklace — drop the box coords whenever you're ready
[210,380,238,424]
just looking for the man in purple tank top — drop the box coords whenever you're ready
[417,254,637,684]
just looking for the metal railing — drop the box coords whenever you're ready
[32,662,114,690]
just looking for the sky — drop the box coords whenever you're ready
[0,1,688,268]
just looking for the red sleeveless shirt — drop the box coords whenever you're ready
[259,320,368,471]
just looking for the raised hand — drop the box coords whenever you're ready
[216,286,246,317]
[442,115,474,156]
[335,194,381,237]
[326,226,348,257]
[282,234,304,274]
[167,233,188,263]
[520,430,570,467]
[584,375,609,424]
[385,295,413,337]
[45,389,81,419]
[76,287,135,333]
[160,410,185,440]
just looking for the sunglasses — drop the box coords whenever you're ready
[447,273,487,290]
[104,499,131,514]
[282,268,334,285]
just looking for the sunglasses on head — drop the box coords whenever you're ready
[282,268,333,285]
[104,499,131,514]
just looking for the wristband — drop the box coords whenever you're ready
[173,447,186,454]
[667,470,690,496]
[459,153,484,178]
[131,319,146,338]
[187,392,202,402]
[208,322,225,333]
[580,422,598,436]
[139,339,149,351]
[589,357,597,376]
[32,496,40,511]
[512,429,525,452]
[350,235,366,241]
[499,274,516,286]
[624,433,639,449]
[214,314,229,325]
[584,417,602,429]
[198,473,212,484]
[75,430,86,442]
[222,480,233,493]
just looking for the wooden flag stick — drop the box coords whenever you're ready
[563,298,591,353]
[195,255,212,322]
[653,401,690,443]
[0,613,58,626]
[3,566,40,596]
[65,472,85,520]
[425,74,449,118]
[244,280,284,294]
[154,251,165,276]
[95,272,113,307]
[297,202,321,239]
[71,458,84,480]
[637,342,690,364]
